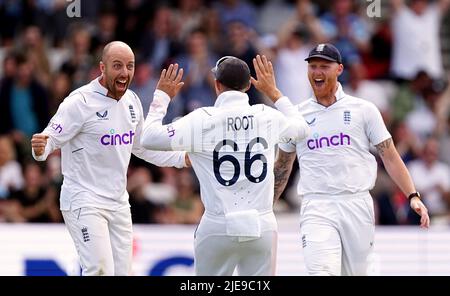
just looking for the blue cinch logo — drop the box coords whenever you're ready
[49,122,62,133]
[167,124,175,137]
[307,132,351,150]
[100,129,135,146]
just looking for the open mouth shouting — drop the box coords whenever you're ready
[313,78,325,88]
[115,78,128,92]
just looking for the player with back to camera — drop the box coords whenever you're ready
[273,43,430,276]
[31,41,188,276]
[140,55,310,275]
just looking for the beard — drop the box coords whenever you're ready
[107,76,129,99]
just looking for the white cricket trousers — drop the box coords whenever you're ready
[194,230,277,276]
[62,207,133,276]
[300,192,375,276]
[194,212,277,276]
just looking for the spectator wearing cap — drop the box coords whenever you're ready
[272,43,430,275]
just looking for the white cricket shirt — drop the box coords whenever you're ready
[33,77,186,211]
[142,90,309,233]
[279,83,391,196]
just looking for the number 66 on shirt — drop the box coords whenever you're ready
[141,56,309,276]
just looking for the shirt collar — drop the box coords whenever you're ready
[312,82,346,103]
[214,90,250,108]
[91,76,109,96]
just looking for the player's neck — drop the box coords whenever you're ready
[315,84,338,107]
[99,76,121,101]
[316,96,336,107]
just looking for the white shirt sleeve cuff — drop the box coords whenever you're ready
[153,89,171,105]
[278,142,296,153]
[32,148,46,161]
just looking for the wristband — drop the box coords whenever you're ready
[408,192,421,200]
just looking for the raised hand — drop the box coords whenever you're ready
[251,55,283,103]
[156,63,184,99]
[31,134,49,156]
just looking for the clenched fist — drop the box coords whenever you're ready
[31,134,49,156]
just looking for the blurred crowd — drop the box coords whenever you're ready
[0,0,449,226]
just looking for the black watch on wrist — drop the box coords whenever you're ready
[408,192,421,200]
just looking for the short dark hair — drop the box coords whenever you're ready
[212,56,250,91]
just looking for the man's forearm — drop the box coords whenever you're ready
[141,90,171,150]
[377,138,416,196]
[274,150,296,203]
[384,157,416,196]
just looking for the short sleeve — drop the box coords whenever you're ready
[278,141,296,153]
[364,102,391,145]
